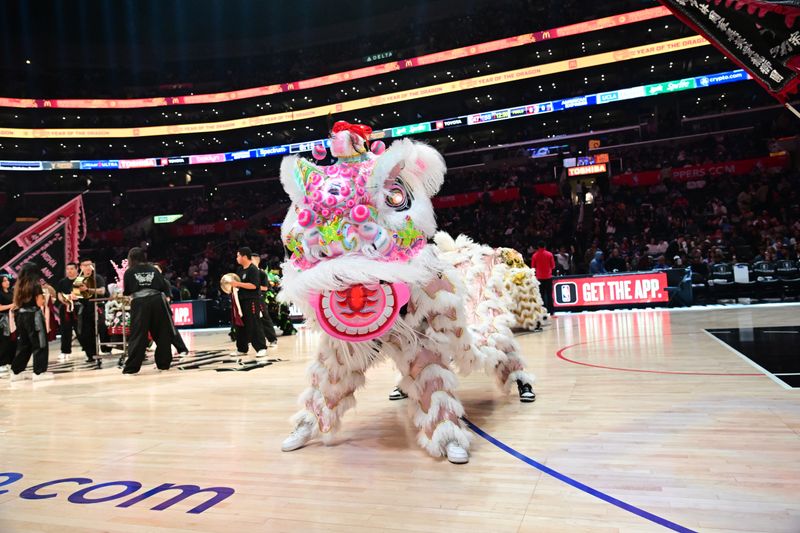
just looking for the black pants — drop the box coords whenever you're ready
[172,329,188,353]
[124,294,173,373]
[0,333,15,366]
[11,308,49,375]
[236,299,266,353]
[78,303,98,358]
[260,301,278,343]
[538,278,554,314]
[60,306,80,354]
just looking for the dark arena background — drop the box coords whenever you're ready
[1,1,799,531]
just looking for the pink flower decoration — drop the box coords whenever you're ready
[297,209,314,228]
[351,204,370,223]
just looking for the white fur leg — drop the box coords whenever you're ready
[393,345,472,458]
[417,419,472,458]
[288,337,372,440]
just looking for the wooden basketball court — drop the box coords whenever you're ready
[2,304,799,532]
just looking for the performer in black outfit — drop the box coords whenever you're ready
[56,262,81,360]
[10,263,52,381]
[231,247,267,358]
[76,259,108,362]
[153,264,189,356]
[122,248,174,374]
[0,274,16,373]
[252,254,278,347]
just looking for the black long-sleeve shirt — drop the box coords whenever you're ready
[123,264,170,296]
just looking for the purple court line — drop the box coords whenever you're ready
[463,418,697,533]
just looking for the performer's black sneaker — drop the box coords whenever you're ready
[517,380,536,403]
[389,387,408,401]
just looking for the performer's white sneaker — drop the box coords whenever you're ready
[230,351,248,357]
[58,353,70,362]
[0,364,10,376]
[446,442,469,464]
[32,372,55,382]
[10,371,31,382]
[256,349,269,358]
[281,421,313,452]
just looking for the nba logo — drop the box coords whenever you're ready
[555,282,578,305]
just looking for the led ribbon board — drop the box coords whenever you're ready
[0,36,710,139]
[0,7,671,110]
[0,69,750,171]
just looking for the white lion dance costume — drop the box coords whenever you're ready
[278,121,536,464]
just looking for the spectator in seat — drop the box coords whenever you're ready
[555,246,572,275]
[605,248,627,273]
[689,250,709,279]
[589,250,607,275]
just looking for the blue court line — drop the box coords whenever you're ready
[463,418,697,533]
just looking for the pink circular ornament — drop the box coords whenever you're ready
[312,144,327,160]
[297,209,314,228]
[325,196,337,207]
[321,209,331,218]
[370,141,386,155]
[351,204,370,223]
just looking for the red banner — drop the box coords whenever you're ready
[433,187,520,209]
[533,183,560,197]
[13,195,85,262]
[1,223,68,283]
[168,220,248,237]
[553,273,669,308]
[1,196,85,283]
[612,154,789,187]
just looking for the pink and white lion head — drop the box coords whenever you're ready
[278,122,446,342]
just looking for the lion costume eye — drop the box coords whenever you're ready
[385,180,412,211]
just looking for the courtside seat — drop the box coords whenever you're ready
[690,272,708,303]
[776,259,800,299]
[752,260,782,300]
[733,263,756,300]
[708,263,736,302]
